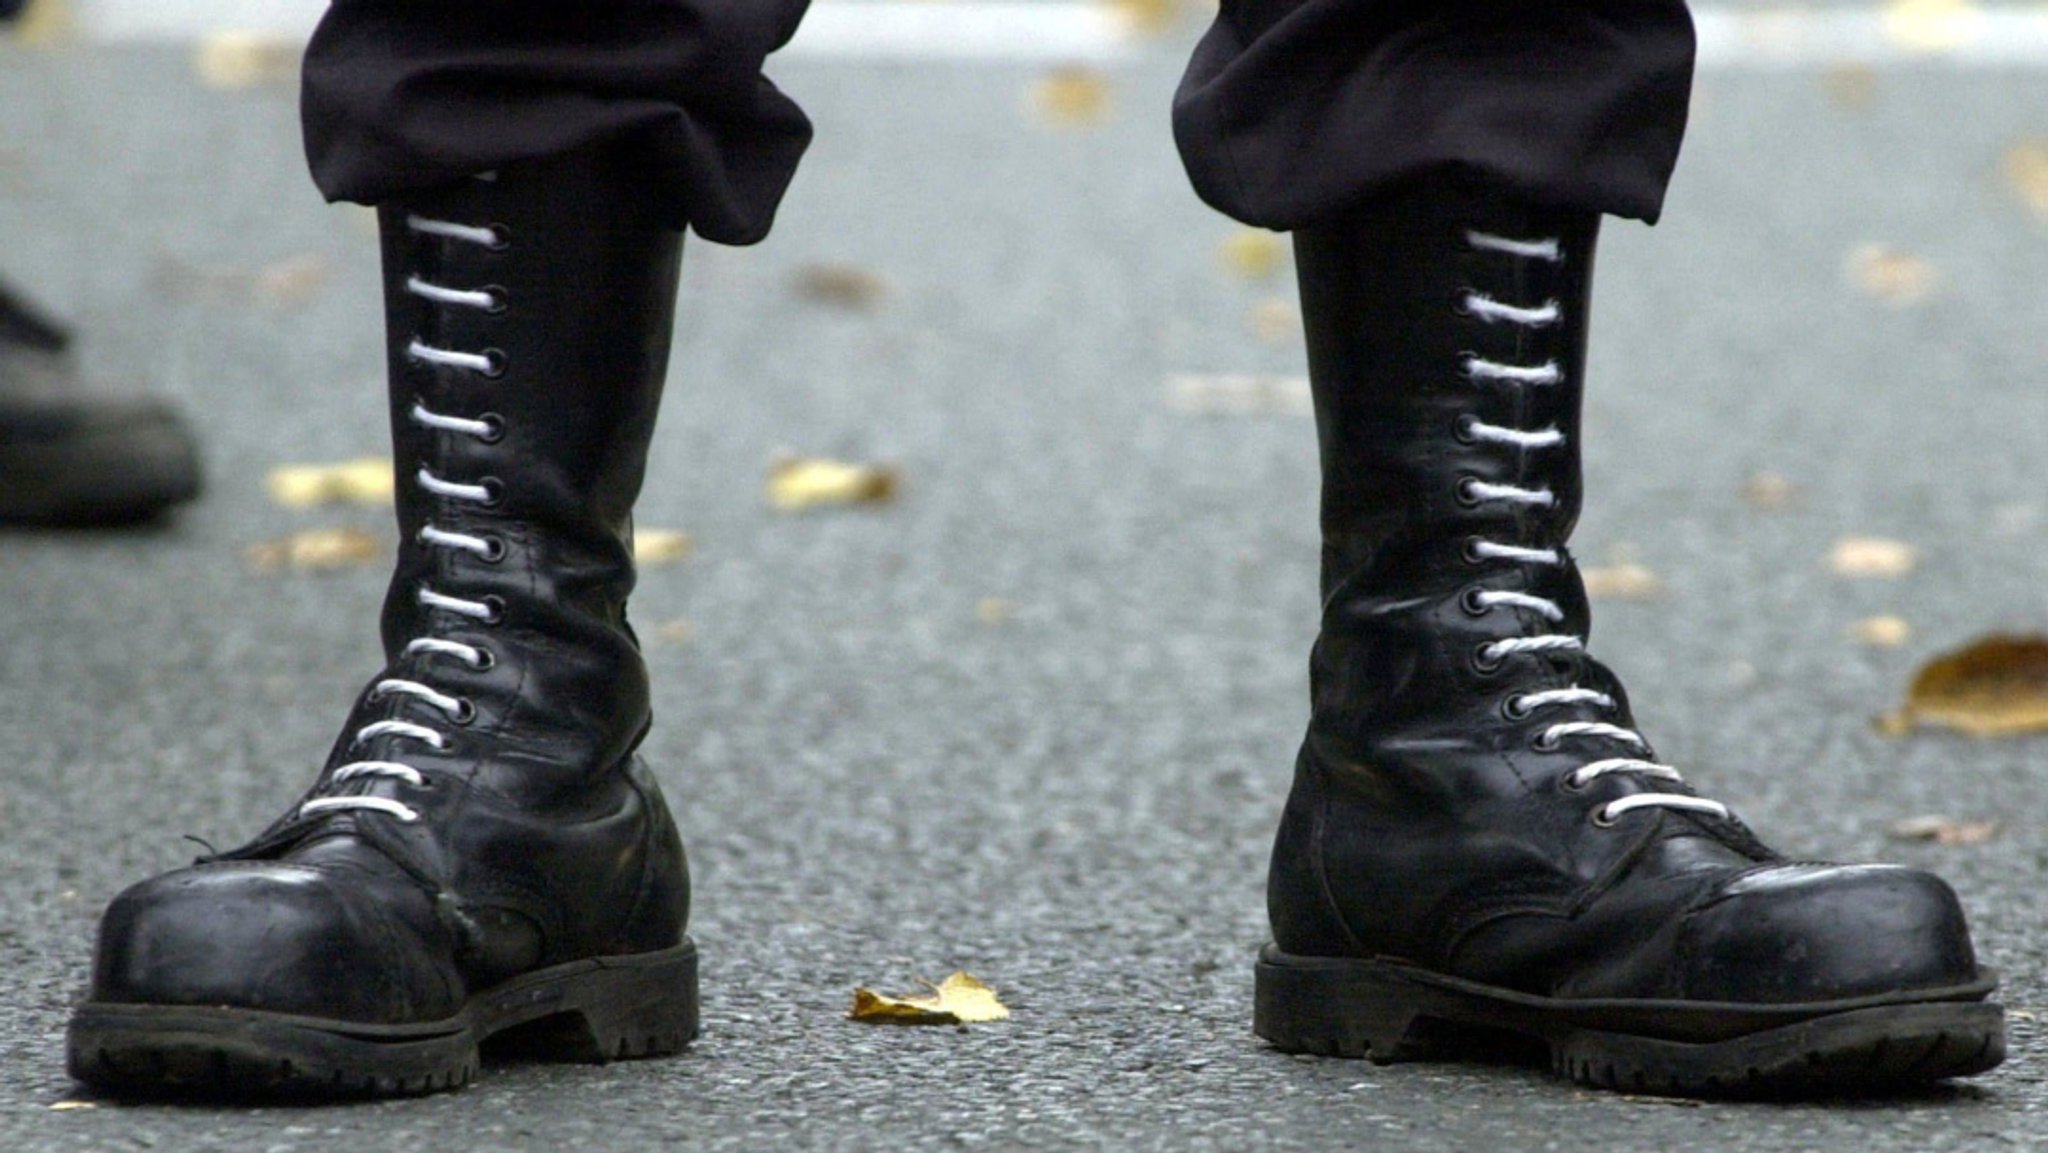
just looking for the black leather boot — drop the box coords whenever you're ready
[0,278,201,524]
[1253,178,2004,1096]
[67,146,694,1098]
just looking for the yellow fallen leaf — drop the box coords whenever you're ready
[246,528,382,572]
[1163,373,1310,416]
[1892,634,2048,737]
[977,597,1011,625]
[48,1100,95,1112]
[1882,0,1983,54]
[793,264,888,310]
[1251,298,1299,344]
[1845,244,1937,306]
[1822,64,1879,111]
[1581,564,1664,601]
[1109,0,1181,37]
[767,454,900,511]
[1887,815,2001,845]
[2001,139,2048,219]
[266,459,394,508]
[636,529,695,565]
[850,971,1011,1026]
[1221,228,1287,280]
[1032,67,1112,126]
[1741,472,1800,509]
[194,31,300,90]
[1852,615,1914,647]
[1829,536,1918,578]
[655,620,693,644]
[12,0,71,45]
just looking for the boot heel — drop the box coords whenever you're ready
[1253,947,1433,1062]
[485,942,700,1064]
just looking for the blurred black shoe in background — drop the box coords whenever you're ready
[0,279,202,525]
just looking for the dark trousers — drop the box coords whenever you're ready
[303,0,1696,244]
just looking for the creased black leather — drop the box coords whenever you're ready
[87,145,689,1023]
[1272,177,1985,1005]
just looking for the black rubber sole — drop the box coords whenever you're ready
[1254,946,2005,1098]
[66,941,697,1100]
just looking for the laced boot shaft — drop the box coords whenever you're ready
[1255,180,1997,1096]
[71,146,698,1097]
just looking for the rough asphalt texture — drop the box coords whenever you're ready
[3,27,2047,1153]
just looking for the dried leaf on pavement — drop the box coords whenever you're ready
[636,529,695,565]
[767,454,900,511]
[977,597,1011,625]
[2001,139,2048,219]
[1881,0,1983,54]
[247,528,382,572]
[266,459,394,508]
[1032,67,1112,126]
[1581,564,1664,601]
[1851,615,1913,647]
[1221,228,1287,280]
[793,264,888,310]
[1829,536,1918,578]
[1741,472,1800,509]
[1845,244,1937,306]
[1888,634,2048,737]
[1887,815,2001,845]
[47,1101,95,1112]
[1163,373,1310,416]
[850,971,1011,1026]
[194,31,300,90]
[655,621,693,644]
[1110,0,1183,37]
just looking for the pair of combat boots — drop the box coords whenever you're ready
[62,152,2005,1099]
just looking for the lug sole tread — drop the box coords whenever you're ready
[1254,946,2006,1099]
[66,940,697,1101]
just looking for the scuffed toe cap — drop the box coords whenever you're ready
[1676,863,1981,1004]
[88,861,461,1023]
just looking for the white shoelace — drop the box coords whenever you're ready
[305,213,509,826]
[1457,229,1730,827]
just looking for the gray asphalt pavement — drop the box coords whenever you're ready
[4,22,2048,1153]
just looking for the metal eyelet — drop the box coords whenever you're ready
[1459,587,1490,617]
[480,535,507,564]
[1470,643,1504,675]
[1558,772,1589,794]
[481,595,506,625]
[1532,728,1562,752]
[1460,537,1487,565]
[1453,415,1479,444]
[1501,694,1534,721]
[1590,804,1619,828]
[1454,477,1483,507]
[475,414,506,444]
[478,478,505,507]
[479,285,509,315]
[451,698,478,725]
[469,647,496,671]
[478,349,508,379]
[484,224,511,251]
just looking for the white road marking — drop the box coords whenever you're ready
[46,1,2048,67]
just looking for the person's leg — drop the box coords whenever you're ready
[0,278,201,524]
[68,0,810,1097]
[1177,0,2006,1094]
